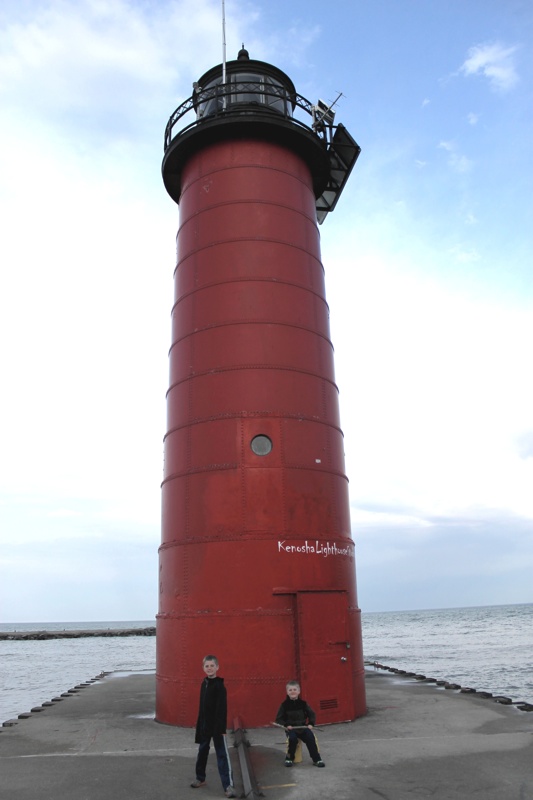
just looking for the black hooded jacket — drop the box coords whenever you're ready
[195,676,227,742]
[275,695,316,728]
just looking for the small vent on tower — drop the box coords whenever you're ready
[319,698,338,710]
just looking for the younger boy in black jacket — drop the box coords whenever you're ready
[275,680,325,767]
[191,655,236,797]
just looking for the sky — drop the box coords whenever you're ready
[0,0,531,622]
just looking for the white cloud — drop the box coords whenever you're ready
[438,140,473,173]
[459,41,519,92]
[449,244,480,262]
[351,507,433,531]
[516,431,533,460]
[452,154,473,173]
[0,0,233,145]
[467,112,479,125]
[324,240,533,529]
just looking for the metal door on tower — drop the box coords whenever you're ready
[297,590,355,723]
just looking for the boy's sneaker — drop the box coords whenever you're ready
[191,779,206,788]
[284,757,293,767]
[314,760,326,768]
[224,788,236,798]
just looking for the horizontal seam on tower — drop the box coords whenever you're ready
[161,464,349,487]
[168,320,334,352]
[155,675,294,686]
[158,531,354,550]
[175,239,325,276]
[176,197,317,233]
[165,363,340,393]
[156,610,292,619]
[174,237,324,267]
[162,463,238,482]
[171,275,330,310]
[163,412,344,438]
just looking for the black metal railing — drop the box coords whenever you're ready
[164,81,328,151]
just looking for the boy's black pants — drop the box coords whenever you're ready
[287,729,321,762]
[195,734,233,789]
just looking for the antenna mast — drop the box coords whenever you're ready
[222,0,227,84]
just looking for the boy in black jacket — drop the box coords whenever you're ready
[191,655,236,797]
[275,680,325,767]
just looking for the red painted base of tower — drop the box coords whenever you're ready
[157,134,366,727]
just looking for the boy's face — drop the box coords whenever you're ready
[203,659,219,678]
[287,684,300,699]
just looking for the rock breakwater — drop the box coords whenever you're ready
[0,627,156,641]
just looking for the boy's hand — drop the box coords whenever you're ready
[307,724,313,729]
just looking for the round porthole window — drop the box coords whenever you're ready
[250,435,273,456]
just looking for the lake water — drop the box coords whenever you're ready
[361,602,532,702]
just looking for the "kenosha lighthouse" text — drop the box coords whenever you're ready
[277,540,352,558]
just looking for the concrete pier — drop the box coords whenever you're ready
[1,669,531,800]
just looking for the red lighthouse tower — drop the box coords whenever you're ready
[157,48,366,727]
